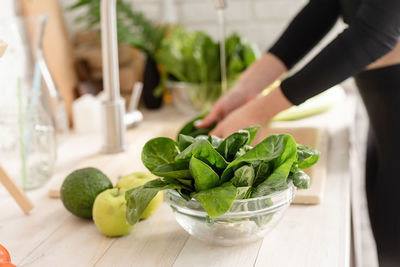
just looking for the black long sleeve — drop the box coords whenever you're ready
[269,0,341,69]
[269,0,400,105]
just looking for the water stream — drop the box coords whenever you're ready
[217,9,227,93]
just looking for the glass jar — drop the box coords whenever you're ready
[0,15,57,190]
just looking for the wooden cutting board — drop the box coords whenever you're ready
[18,0,78,123]
[49,124,328,205]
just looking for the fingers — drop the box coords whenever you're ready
[195,102,222,128]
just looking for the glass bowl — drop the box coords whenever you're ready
[164,182,296,246]
[166,81,232,115]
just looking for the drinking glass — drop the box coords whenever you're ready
[0,15,57,190]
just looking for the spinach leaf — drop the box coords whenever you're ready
[191,182,237,217]
[125,178,189,224]
[176,139,228,171]
[297,145,320,170]
[252,161,272,187]
[141,137,180,171]
[216,130,249,161]
[252,135,297,197]
[231,165,255,187]
[221,134,289,182]
[208,135,223,148]
[235,186,252,199]
[244,126,260,145]
[177,114,216,138]
[177,134,195,151]
[151,161,191,179]
[190,156,220,191]
[290,168,311,189]
[234,145,253,160]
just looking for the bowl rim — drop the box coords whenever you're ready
[165,181,296,218]
[167,180,295,203]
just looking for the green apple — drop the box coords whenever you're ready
[116,172,163,219]
[92,188,134,237]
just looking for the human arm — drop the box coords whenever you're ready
[197,0,341,128]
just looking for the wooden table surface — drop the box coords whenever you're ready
[0,102,353,267]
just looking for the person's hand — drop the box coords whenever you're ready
[195,83,249,129]
[209,98,267,138]
[210,87,293,138]
[196,53,288,129]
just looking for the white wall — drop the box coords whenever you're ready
[61,0,345,70]
[61,0,308,50]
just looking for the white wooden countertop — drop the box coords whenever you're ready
[0,101,353,267]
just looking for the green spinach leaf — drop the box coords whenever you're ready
[141,137,180,171]
[151,161,191,179]
[231,165,255,187]
[191,182,237,217]
[208,135,223,148]
[290,168,311,189]
[244,126,260,145]
[252,161,272,187]
[297,145,320,170]
[252,135,297,197]
[216,130,249,161]
[221,134,289,182]
[177,134,195,151]
[176,139,228,171]
[189,156,220,191]
[125,178,189,224]
[177,114,216,138]
[235,186,252,199]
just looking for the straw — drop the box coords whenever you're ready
[17,78,28,189]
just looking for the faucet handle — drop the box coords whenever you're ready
[128,82,143,111]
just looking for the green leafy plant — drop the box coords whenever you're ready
[125,118,320,224]
[70,0,167,57]
[157,27,260,85]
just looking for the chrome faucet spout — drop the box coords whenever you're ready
[100,0,127,153]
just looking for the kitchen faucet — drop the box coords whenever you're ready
[100,0,127,153]
[99,0,225,153]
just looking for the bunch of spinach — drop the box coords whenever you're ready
[125,119,319,225]
[156,27,260,85]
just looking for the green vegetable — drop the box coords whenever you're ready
[221,134,289,183]
[125,178,190,225]
[126,117,320,223]
[251,135,297,197]
[177,134,195,151]
[151,161,190,179]
[231,165,255,187]
[190,156,219,191]
[290,169,311,189]
[177,114,216,138]
[297,145,320,170]
[216,130,250,161]
[175,139,228,172]
[141,137,180,171]
[191,182,237,217]
[157,27,259,86]
[157,27,260,108]
[235,186,252,199]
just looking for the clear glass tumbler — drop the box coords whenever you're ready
[0,15,57,190]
